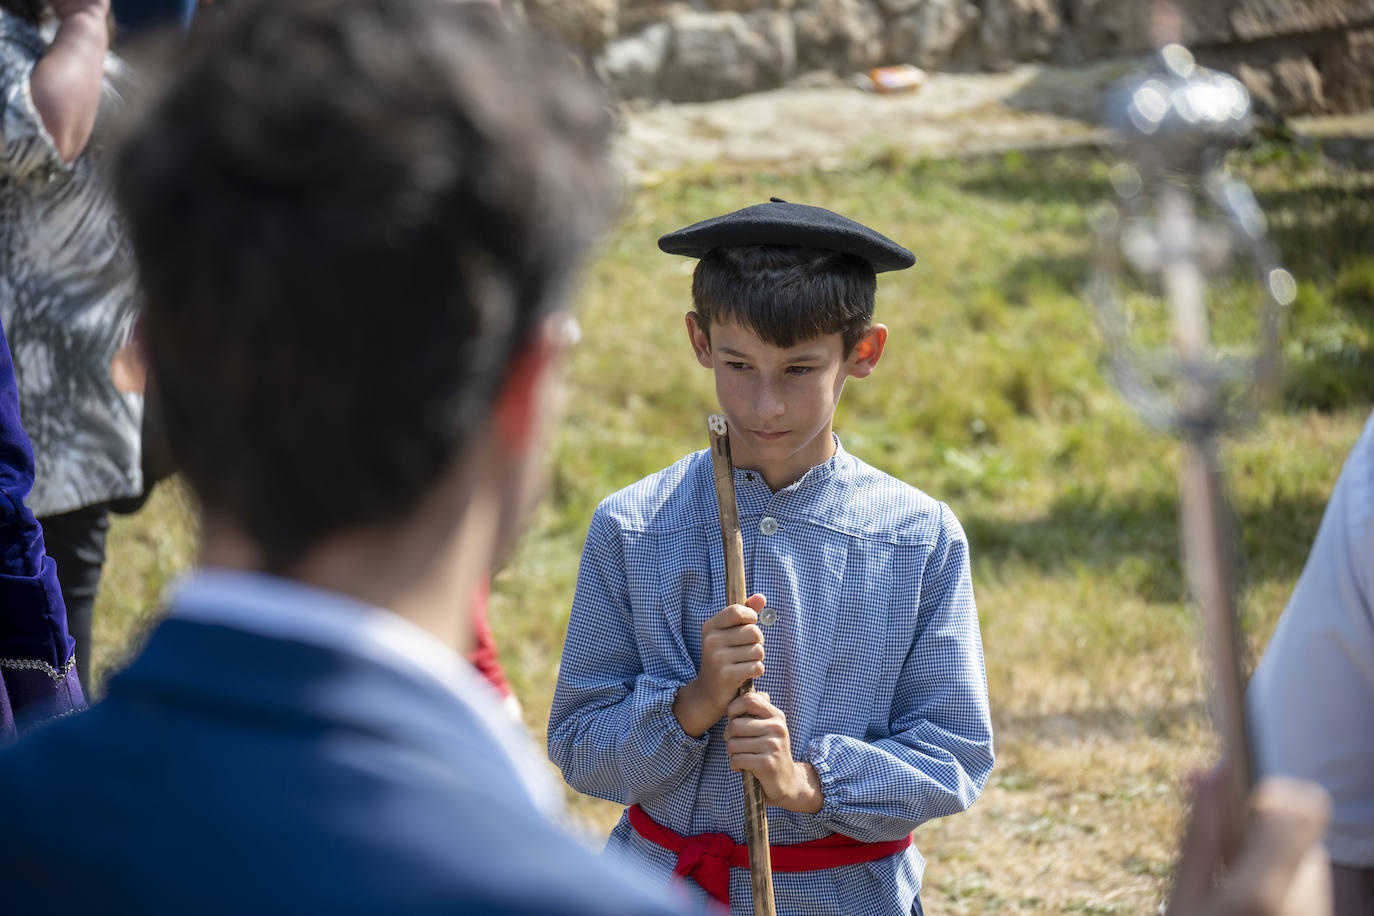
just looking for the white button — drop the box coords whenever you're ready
[758,606,778,626]
[759,516,779,535]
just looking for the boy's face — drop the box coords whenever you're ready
[686,314,886,490]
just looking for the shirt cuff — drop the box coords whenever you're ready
[805,737,842,822]
[653,676,709,749]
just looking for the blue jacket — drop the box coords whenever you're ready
[0,615,692,915]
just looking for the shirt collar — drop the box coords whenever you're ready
[732,432,852,496]
[168,568,562,816]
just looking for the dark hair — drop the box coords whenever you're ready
[691,245,877,354]
[115,0,617,570]
[0,0,44,24]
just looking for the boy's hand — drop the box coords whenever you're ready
[725,692,823,814]
[672,594,767,737]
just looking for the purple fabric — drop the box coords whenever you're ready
[0,318,86,739]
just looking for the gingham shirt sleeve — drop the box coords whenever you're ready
[548,506,709,805]
[805,504,994,843]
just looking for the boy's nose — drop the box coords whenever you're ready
[756,383,786,418]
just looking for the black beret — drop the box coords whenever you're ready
[658,198,915,273]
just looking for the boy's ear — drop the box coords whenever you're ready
[685,312,713,369]
[847,324,887,379]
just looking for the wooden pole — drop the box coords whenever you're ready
[1159,183,1254,852]
[707,414,777,916]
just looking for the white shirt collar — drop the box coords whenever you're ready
[169,568,562,817]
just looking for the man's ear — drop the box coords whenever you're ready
[492,314,570,454]
[685,312,713,369]
[847,324,887,379]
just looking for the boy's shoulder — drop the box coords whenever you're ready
[814,449,964,549]
[593,448,716,536]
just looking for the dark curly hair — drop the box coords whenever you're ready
[115,0,618,570]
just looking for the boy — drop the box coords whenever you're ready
[549,199,995,914]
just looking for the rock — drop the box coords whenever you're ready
[792,0,885,74]
[1325,27,1374,112]
[1236,56,1327,116]
[519,0,618,56]
[619,1,692,35]
[1229,0,1374,42]
[979,0,1063,64]
[887,0,980,70]
[1060,1,1156,58]
[657,10,798,102]
[1061,0,1230,59]
[748,10,798,84]
[598,23,673,100]
[708,0,784,11]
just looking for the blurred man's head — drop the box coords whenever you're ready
[115,0,616,578]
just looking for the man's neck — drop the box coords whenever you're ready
[198,479,497,659]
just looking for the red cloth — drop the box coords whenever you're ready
[627,803,913,906]
[466,579,513,699]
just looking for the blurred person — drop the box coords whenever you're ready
[0,1,692,913]
[1167,770,1332,916]
[1,0,143,696]
[0,316,85,738]
[1247,410,1374,915]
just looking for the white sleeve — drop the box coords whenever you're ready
[1247,411,1374,868]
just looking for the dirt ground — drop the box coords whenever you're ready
[615,57,1374,184]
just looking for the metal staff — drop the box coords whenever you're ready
[1092,42,1295,850]
[708,413,777,916]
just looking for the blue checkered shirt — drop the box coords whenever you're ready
[549,438,994,915]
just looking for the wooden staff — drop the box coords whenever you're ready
[708,414,777,916]
[1159,183,1254,850]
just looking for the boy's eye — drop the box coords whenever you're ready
[786,366,814,376]
[726,361,751,371]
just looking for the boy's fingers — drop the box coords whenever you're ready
[708,604,760,629]
[727,749,780,770]
[746,593,767,611]
[730,662,765,684]
[714,623,769,645]
[708,643,764,668]
[727,691,779,720]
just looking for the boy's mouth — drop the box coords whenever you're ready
[750,429,789,441]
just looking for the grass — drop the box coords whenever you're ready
[90,141,1374,914]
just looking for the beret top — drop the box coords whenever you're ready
[658,198,915,273]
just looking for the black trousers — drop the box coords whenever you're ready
[36,504,111,696]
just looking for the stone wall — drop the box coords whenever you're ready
[505,0,1374,116]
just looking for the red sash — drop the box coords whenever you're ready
[627,804,912,906]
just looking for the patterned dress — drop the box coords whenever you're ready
[0,10,141,518]
[549,438,994,915]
